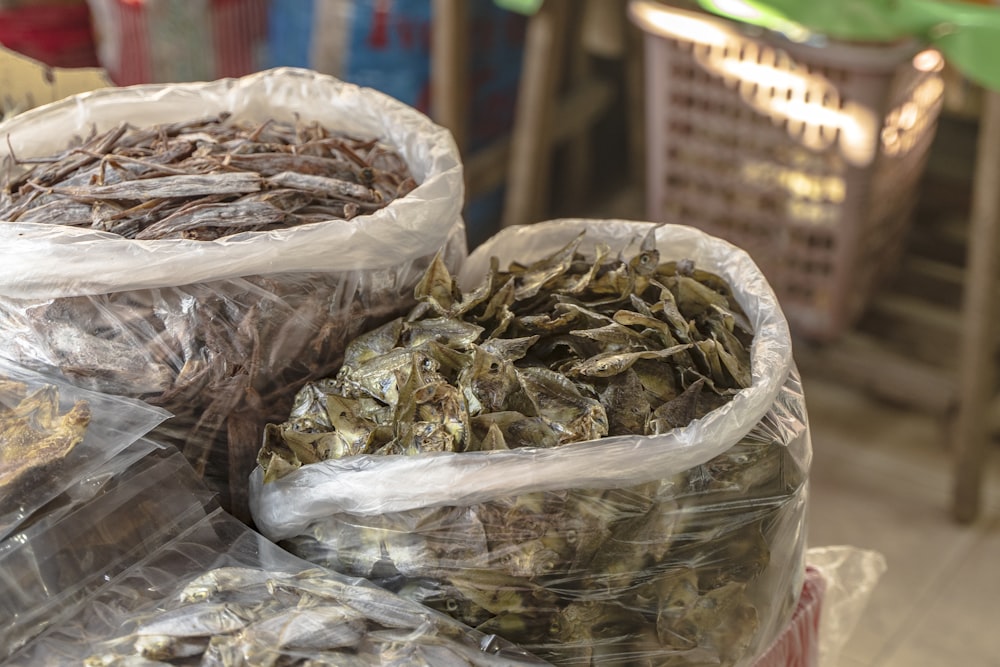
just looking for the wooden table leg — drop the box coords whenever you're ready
[501,0,572,229]
[431,0,469,152]
[952,88,1000,523]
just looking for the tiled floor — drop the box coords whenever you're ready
[803,370,1000,667]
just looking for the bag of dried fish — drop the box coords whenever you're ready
[7,504,551,666]
[0,357,170,542]
[0,67,466,521]
[251,219,811,666]
[0,439,218,659]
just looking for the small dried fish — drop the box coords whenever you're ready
[263,229,753,471]
[258,228,787,667]
[2,115,413,241]
[81,563,542,667]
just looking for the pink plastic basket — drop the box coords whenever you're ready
[629,1,945,341]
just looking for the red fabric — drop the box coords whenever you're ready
[0,4,99,68]
[210,0,268,80]
[97,0,267,86]
[113,0,151,85]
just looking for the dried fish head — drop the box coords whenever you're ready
[516,366,607,444]
[599,370,652,436]
[468,412,560,450]
[510,231,584,300]
[133,634,208,661]
[457,346,523,416]
[403,317,484,351]
[339,319,404,375]
[338,347,416,405]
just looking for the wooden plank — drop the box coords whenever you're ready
[430,0,469,151]
[951,89,1000,523]
[464,78,616,201]
[501,0,573,229]
[794,332,957,417]
[561,5,593,210]
[888,255,966,306]
[464,136,511,201]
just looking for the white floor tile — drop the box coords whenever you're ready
[802,372,1000,666]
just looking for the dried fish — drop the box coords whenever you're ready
[2,115,412,240]
[254,229,797,665]
[1,113,430,520]
[0,380,91,502]
[80,563,544,667]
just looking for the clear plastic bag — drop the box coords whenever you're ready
[0,356,170,541]
[0,437,165,557]
[250,219,811,666]
[7,506,550,666]
[0,442,218,659]
[807,546,888,667]
[0,67,467,520]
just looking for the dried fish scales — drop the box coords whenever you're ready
[260,227,807,666]
[1,115,414,241]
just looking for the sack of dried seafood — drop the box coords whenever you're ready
[250,219,811,666]
[1,431,547,666]
[5,501,550,666]
[0,67,466,521]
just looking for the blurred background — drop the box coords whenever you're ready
[2,0,999,664]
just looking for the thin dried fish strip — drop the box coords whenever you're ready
[8,122,130,190]
[2,116,414,240]
[222,152,357,179]
[52,173,261,201]
[133,200,287,240]
[267,171,378,203]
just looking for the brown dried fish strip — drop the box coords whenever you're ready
[2,116,412,240]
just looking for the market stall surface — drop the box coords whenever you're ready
[804,371,1000,667]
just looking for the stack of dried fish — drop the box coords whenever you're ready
[6,488,548,667]
[73,565,547,666]
[258,227,752,476]
[0,77,465,522]
[254,225,809,666]
[0,114,414,240]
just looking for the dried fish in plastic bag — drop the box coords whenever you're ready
[256,224,754,479]
[6,506,551,666]
[0,68,466,521]
[252,219,811,666]
[0,114,415,241]
[0,441,218,659]
[0,357,169,542]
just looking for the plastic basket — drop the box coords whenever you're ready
[629,1,945,341]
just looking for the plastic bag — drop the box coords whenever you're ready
[0,437,165,557]
[7,505,550,666]
[0,356,170,542]
[251,219,811,666]
[0,441,217,659]
[806,546,888,667]
[0,67,466,520]
[751,566,825,667]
